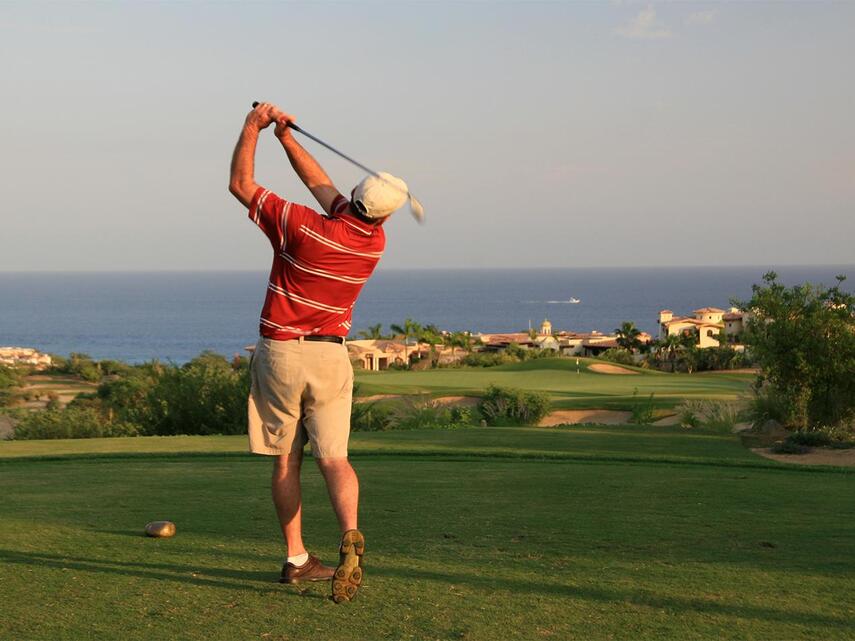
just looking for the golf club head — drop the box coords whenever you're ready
[408,194,425,224]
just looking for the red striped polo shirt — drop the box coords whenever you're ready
[248,186,385,340]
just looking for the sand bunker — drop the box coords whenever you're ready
[355,394,479,407]
[588,363,638,375]
[752,447,855,467]
[355,394,400,402]
[433,396,480,407]
[541,409,632,426]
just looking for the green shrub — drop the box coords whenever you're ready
[788,430,832,448]
[600,349,635,366]
[788,426,854,449]
[12,407,139,440]
[677,402,702,428]
[45,393,61,410]
[747,384,790,428]
[770,440,810,455]
[674,399,743,432]
[449,405,473,425]
[97,364,161,426]
[98,360,133,377]
[478,386,550,426]
[0,365,21,390]
[96,354,249,436]
[141,353,250,436]
[351,402,395,432]
[629,390,656,425]
[385,397,474,430]
[704,402,742,432]
[459,352,508,368]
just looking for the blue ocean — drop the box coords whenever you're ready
[0,266,851,363]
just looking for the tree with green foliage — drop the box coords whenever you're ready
[357,323,385,340]
[414,325,443,367]
[655,334,683,372]
[141,353,250,436]
[444,331,471,360]
[736,271,855,430]
[615,321,643,352]
[478,385,551,426]
[50,352,102,382]
[390,318,422,366]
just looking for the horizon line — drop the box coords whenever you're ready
[0,263,853,275]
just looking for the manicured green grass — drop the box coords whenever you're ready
[1,427,853,640]
[355,358,753,409]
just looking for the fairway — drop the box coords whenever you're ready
[354,358,753,409]
[1,427,853,641]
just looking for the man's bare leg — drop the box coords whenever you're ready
[315,457,359,532]
[272,452,306,556]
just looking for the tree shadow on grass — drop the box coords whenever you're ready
[0,548,328,600]
[371,564,851,630]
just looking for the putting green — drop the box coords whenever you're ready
[355,358,753,409]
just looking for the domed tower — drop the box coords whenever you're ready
[540,319,552,336]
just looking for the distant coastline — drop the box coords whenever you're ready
[1,265,851,363]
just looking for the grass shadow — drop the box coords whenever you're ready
[0,548,329,601]
[370,563,852,629]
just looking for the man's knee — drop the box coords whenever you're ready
[272,452,303,479]
[315,456,352,474]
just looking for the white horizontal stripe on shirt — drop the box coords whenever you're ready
[280,252,369,285]
[339,217,373,236]
[259,317,311,334]
[299,225,383,258]
[267,282,348,314]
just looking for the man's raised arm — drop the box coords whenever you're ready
[228,103,278,208]
[274,117,343,217]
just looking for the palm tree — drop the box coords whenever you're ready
[357,323,384,340]
[658,334,683,372]
[615,321,643,352]
[418,324,443,367]
[390,318,422,367]
[678,328,699,350]
[446,331,471,360]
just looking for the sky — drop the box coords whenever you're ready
[1,1,853,271]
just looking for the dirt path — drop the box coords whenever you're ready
[541,409,632,426]
[752,447,855,467]
[588,363,638,375]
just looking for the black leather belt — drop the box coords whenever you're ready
[304,335,345,344]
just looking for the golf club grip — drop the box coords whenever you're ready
[250,101,301,132]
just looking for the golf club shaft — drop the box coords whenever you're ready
[251,101,381,179]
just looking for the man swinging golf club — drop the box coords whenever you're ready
[229,101,414,603]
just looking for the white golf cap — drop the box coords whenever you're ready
[352,172,409,219]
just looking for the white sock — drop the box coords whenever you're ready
[287,552,309,567]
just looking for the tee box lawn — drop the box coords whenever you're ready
[1,425,853,641]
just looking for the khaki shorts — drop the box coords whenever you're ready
[248,337,354,458]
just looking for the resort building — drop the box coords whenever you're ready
[658,307,747,348]
[347,339,412,370]
[0,347,52,369]
[722,308,746,344]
